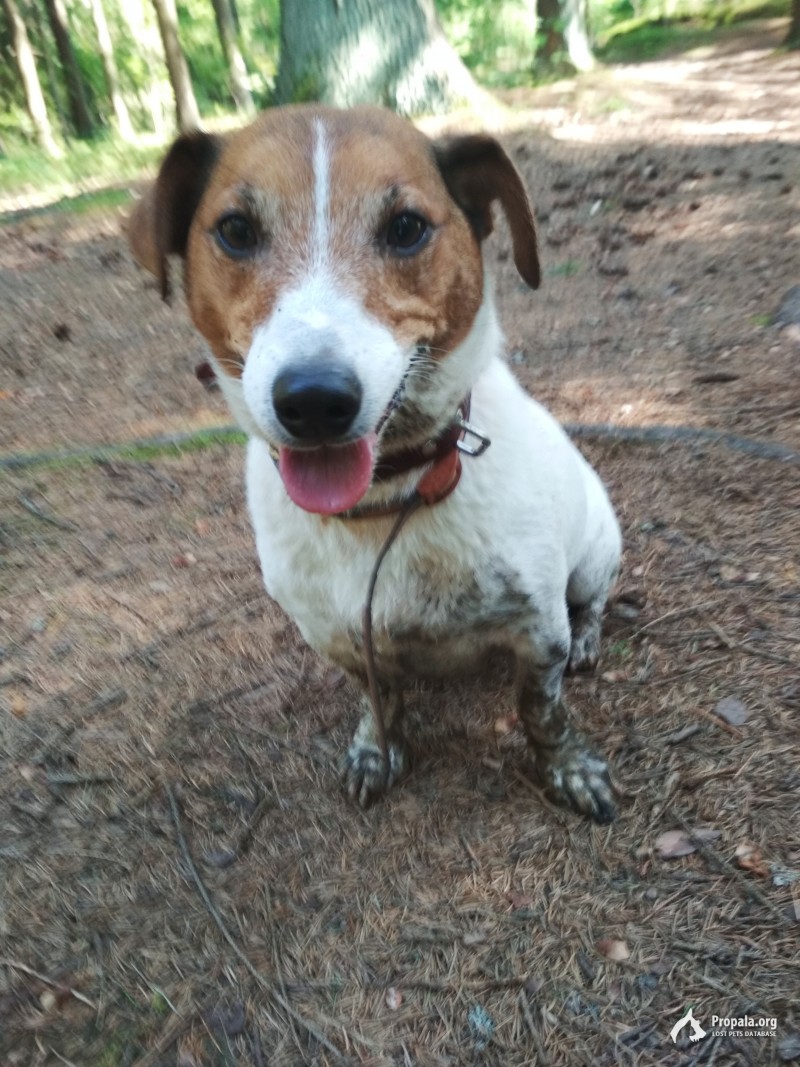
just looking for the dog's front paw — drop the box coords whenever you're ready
[343,739,408,808]
[533,743,616,824]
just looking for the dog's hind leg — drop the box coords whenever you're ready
[567,591,609,674]
[514,610,616,824]
[343,687,408,808]
[566,505,621,673]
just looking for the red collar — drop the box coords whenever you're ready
[339,397,489,520]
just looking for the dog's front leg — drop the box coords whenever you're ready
[343,686,408,807]
[514,632,616,824]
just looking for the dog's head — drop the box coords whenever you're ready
[129,105,538,515]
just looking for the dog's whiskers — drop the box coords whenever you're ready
[216,355,246,375]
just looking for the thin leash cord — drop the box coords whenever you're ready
[361,493,425,784]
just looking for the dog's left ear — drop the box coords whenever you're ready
[433,134,540,290]
[128,130,224,300]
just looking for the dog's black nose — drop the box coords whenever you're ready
[272,365,363,441]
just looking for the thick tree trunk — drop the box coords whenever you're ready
[88,0,135,137]
[211,0,253,114]
[42,0,95,136]
[150,0,201,131]
[276,0,484,116]
[535,0,594,73]
[2,0,62,154]
[787,0,800,47]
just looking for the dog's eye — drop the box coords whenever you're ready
[386,212,429,254]
[215,213,258,257]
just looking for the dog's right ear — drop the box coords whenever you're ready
[128,131,223,300]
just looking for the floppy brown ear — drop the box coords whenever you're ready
[433,134,540,290]
[127,131,223,299]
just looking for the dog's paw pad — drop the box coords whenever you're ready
[535,745,617,824]
[343,741,407,808]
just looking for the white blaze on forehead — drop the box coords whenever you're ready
[312,118,330,268]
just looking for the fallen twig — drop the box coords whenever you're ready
[630,602,722,640]
[46,772,113,786]
[18,492,78,531]
[0,957,97,1010]
[676,813,787,921]
[164,782,346,1062]
[128,1004,194,1067]
[518,990,551,1066]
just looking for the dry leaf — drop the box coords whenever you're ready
[11,693,28,719]
[385,987,402,1010]
[655,828,720,859]
[596,938,630,961]
[719,564,743,583]
[462,929,488,946]
[601,670,628,683]
[506,890,533,911]
[715,696,748,726]
[735,842,769,878]
[493,712,519,735]
[39,990,57,1012]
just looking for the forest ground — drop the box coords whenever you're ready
[1,20,799,1067]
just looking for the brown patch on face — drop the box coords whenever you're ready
[324,113,486,358]
[181,106,488,380]
[184,111,319,376]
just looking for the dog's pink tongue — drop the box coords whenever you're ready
[278,436,376,515]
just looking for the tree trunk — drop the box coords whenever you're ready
[562,0,594,71]
[787,0,800,47]
[88,0,135,137]
[2,0,62,154]
[276,0,484,116]
[116,0,170,135]
[150,0,201,131]
[535,0,594,73]
[211,0,253,114]
[42,0,95,136]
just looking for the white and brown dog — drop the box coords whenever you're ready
[129,105,621,823]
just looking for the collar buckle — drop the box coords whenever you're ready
[455,415,491,457]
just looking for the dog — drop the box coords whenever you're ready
[129,105,622,823]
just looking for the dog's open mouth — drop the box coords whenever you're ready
[278,435,377,515]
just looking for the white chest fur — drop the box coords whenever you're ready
[245,356,610,677]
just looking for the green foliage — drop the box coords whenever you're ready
[0,134,162,202]
[0,0,792,180]
[289,68,323,105]
[438,0,538,88]
[547,260,582,277]
[593,0,791,60]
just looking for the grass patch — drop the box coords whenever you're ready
[0,186,136,226]
[547,260,582,278]
[597,17,719,61]
[596,1,790,62]
[0,134,164,209]
[0,426,247,473]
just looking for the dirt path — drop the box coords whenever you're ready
[1,24,799,1067]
